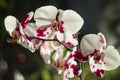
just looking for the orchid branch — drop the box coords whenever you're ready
[6,35,73,51]
[30,37,73,51]
[76,33,83,80]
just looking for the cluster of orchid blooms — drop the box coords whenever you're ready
[4,5,120,80]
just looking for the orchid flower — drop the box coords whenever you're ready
[34,5,84,46]
[51,46,81,80]
[73,33,120,77]
[39,40,78,77]
[63,51,82,80]
[39,40,72,74]
[4,12,41,52]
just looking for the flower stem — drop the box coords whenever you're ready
[76,33,83,80]
[30,37,73,51]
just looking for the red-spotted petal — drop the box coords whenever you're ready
[80,34,103,57]
[89,57,104,78]
[17,35,35,52]
[24,23,37,37]
[98,33,106,49]
[21,11,34,29]
[64,53,82,79]
[35,25,56,39]
[57,32,78,46]
[73,50,88,62]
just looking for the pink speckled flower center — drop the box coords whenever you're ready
[51,20,64,33]
[93,52,104,63]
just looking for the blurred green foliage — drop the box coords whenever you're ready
[0,0,7,8]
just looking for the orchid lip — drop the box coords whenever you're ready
[50,11,64,33]
[51,20,63,32]
[93,52,105,63]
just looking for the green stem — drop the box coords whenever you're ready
[76,33,83,80]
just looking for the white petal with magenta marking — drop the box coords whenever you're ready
[80,34,103,57]
[24,23,37,37]
[89,57,104,78]
[98,33,106,49]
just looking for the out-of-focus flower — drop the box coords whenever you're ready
[63,51,82,80]
[73,33,120,77]
[39,40,66,64]
[0,60,8,74]
[51,46,82,80]
[14,70,25,80]
[52,45,65,74]
[40,41,54,64]
[4,12,41,52]
[34,5,84,46]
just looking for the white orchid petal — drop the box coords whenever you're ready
[17,36,35,52]
[57,32,78,46]
[21,11,34,29]
[61,10,84,34]
[18,24,37,53]
[65,33,78,46]
[56,31,64,41]
[80,34,103,57]
[52,47,63,61]
[58,9,64,20]
[35,25,55,39]
[34,5,58,27]
[89,57,104,78]
[51,41,61,50]
[52,47,64,74]
[63,70,69,80]
[31,39,41,50]
[98,33,106,49]
[24,23,37,37]
[27,11,34,20]
[4,16,19,36]
[40,42,54,64]
[103,46,120,71]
